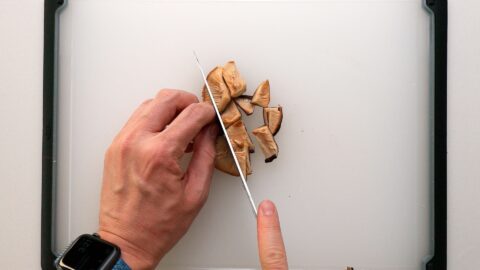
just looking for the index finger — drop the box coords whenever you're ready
[159,102,215,151]
[257,200,288,270]
[132,89,199,132]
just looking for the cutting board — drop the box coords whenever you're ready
[54,0,432,269]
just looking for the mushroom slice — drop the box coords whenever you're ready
[227,120,255,153]
[252,125,279,163]
[251,80,270,107]
[234,95,255,115]
[223,61,247,98]
[245,147,252,175]
[235,146,250,177]
[202,66,231,112]
[263,106,283,135]
[215,136,238,176]
[214,136,252,176]
[221,101,242,128]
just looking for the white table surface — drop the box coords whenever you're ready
[0,0,479,269]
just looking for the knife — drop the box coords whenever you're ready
[193,51,258,217]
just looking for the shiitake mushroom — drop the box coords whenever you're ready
[251,80,270,107]
[214,136,252,177]
[203,61,283,177]
[223,61,247,98]
[227,120,255,153]
[221,101,242,128]
[263,106,283,135]
[234,95,255,115]
[201,66,231,112]
[252,125,279,163]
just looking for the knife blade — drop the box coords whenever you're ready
[193,51,258,217]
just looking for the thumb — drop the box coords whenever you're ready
[257,200,288,270]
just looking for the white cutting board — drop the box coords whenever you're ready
[55,0,432,269]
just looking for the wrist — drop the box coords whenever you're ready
[98,230,158,270]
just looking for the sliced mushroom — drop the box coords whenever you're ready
[202,66,231,112]
[215,136,237,176]
[245,146,252,175]
[251,80,270,107]
[214,136,252,176]
[221,101,242,128]
[252,125,279,163]
[234,95,255,115]
[263,106,283,135]
[227,120,255,153]
[235,146,251,177]
[223,61,247,98]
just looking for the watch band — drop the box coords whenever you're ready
[112,258,131,270]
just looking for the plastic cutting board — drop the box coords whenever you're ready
[41,0,449,269]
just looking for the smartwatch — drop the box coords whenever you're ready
[55,233,131,270]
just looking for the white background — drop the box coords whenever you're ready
[0,0,479,269]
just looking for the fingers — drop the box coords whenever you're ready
[183,123,219,207]
[257,200,288,270]
[119,99,153,131]
[160,102,216,152]
[134,89,199,132]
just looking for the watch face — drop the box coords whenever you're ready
[60,235,118,270]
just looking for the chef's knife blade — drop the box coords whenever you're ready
[193,51,258,217]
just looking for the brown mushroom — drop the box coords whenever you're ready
[221,101,242,128]
[263,106,283,135]
[251,80,270,107]
[202,66,231,112]
[236,145,252,177]
[223,61,247,97]
[252,125,279,163]
[234,95,255,115]
[227,120,255,153]
[214,136,252,176]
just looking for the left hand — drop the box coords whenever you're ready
[98,89,218,270]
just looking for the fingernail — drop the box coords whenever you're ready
[260,200,275,216]
[209,123,219,138]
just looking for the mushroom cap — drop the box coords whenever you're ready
[221,101,242,128]
[263,106,283,135]
[223,61,247,98]
[202,66,231,112]
[214,136,252,176]
[252,125,279,163]
[234,95,255,115]
[251,80,270,108]
[227,120,255,153]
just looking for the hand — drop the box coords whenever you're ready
[257,200,288,270]
[98,89,218,270]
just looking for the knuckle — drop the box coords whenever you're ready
[156,89,179,99]
[187,103,211,118]
[146,142,181,172]
[262,223,282,231]
[198,147,216,164]
[186,189,209,209]
[140,98,153,107]
[263,247,287,269]
[156,89,198,102]
[111,133,137,156]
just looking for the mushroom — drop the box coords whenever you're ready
[202,62,284,177]
[252,125,279,162]
[221,101,242,128]
[236,145,252,177]
[223,61,247,97]
[214,136,252,176]
[263,106,283,135]
[234,95,255,115]
[202,66,231,112]
[227,120,255,153]
[251,80,270,107]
